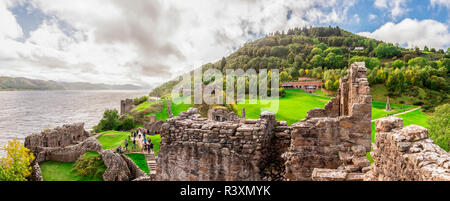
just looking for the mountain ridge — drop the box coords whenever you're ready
[0,76,143,91]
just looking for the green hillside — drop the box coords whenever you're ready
[150,26,449,112]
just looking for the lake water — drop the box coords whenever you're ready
[0,90,149,153]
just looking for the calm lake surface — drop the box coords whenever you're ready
[0,90,149,152]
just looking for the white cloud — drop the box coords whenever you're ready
[358,18,450,50]
[0,0,23,39]
[0,0,359,86]
[368,14,377,21]
[374,0,409,19]
[430,0,450,8]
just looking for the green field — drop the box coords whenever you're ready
[397,109,429,128]
[97,131,131,150]
[97,131,161,155]
[236,89,332,125]
[371,101,416,119]
[134,101,156,111]
[40,160,104,181]
[125,153,149,174]
[146,96,193,121]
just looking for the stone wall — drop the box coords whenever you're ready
[284,62,372,181]
[156,108,284,181]
[32,136,103,163]
[364,117,450,181]
[120,99,134,115]
[25,123,91,153]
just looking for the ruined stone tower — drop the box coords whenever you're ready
[283,62,372,181]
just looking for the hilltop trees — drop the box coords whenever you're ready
[374,43,401,58]
[149,26,448,111]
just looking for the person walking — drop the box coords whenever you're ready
[124,139,128,151]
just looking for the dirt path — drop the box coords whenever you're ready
[371,107,421,122]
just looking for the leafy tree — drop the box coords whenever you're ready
[374,43,400,58]
[0,139,35,181]
[310,55,323,67]
[391,59,406,69]
[316,42,328,50]
[408,57,427,67]
[310,47,323,56]
[271,46,289,57]
[120,115,136,131]
[280,71,289,82]
[94,109,121,132]
[427,104,449,151]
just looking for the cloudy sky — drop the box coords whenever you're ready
[0,0,449,88]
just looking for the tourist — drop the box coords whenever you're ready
[149,139,153,154]
[117,145,122,154]
[124,139,128,151]
[133,138,136,149]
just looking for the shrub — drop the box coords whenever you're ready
[120,115,135,131]
[72,152,106,179]
[0,139,35,181]
[93,109,121,133]
[133,96,148,106]
[427,104,450,151]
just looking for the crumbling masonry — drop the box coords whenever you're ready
[156,62,376,181]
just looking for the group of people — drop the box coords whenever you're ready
[117,128,154,154]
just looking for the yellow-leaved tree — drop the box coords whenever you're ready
[0,139,35,181]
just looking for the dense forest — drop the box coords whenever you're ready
[150,26,450,112]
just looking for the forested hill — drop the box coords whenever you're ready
[0,76,142,91]
[150,26,450,111]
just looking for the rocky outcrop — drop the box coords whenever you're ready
[365,117,450,181]
[284,62,372,181]
[101,150,132,181]
[25,123,91,153]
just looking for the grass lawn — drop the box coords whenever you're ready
[313,89,327,96]
[236,89,332,125]
[397,109,429,128]
[146,96,193,121]
[40,160,103,181]
[371,101,416,119]
[149,134,161,155]
[134,101,156,111]
[125,153,149,174]
[97,131,131,150]
[97,131,162,155]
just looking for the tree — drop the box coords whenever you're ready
[408,57,426,67]
[280,71,289,82]
[0,139,35,181]
[391,59,406,69]
[310,55,323,67]
[120,115,135,131]
[310,47,323,56]
[427,104,449,151]
[94,109,121,132]
[374,43,400,58]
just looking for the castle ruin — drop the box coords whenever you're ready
[155,62,374,181]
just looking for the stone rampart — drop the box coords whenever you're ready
[364,117,450,181]
[156,108,285,181]
[24,123,91,153]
